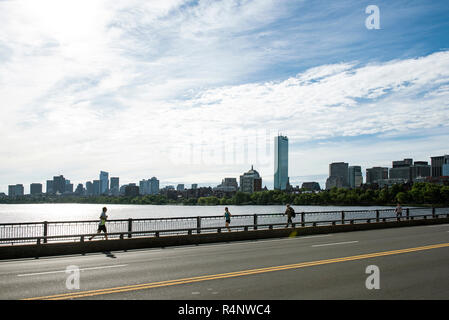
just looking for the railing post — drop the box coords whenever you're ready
[432,207,436,219]
[80,235,84,242]
[376,210,380,222]
[128,218,133,238]
[43,221,48,244]
[341,211,345,225]
[406,208,410,220]
[254,214,258,230]
[301,212,305,227]
[197,216,201,234]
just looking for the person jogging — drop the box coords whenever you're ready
[395,203,403,218]
[89,207,108,240]
[285,204,296,228]
[224,207,232,232]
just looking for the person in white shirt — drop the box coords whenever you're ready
[89,207,108,240]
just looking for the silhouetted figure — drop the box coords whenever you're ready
[224,207,232,232]
[285,204,295,228]
[89,207,108,240]
[395,203,403,218]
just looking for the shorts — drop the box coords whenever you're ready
[226,219,231,224]
[98,225,107,233]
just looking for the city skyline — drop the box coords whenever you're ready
[1,1,449,195]
[4,151,448,196]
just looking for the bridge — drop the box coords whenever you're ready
[0,207,448,299]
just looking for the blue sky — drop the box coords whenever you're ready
[0,0,449,193]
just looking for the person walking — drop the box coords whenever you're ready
[395,203,403,218]
[89,207,108,240]
[224,207,232,232]
[285,204,295,228]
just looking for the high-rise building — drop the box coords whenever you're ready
[8,184,24,197]
[65,180,73,194]
[176,184,185,191]
[366,167,388,184]
[93,180,101,196]
[86,181,93,196]
[348,166,362,188]
[46,180,54,194]
[274,135,289,190]
[431,155,449,177]
[74,184,84,195]
[326,162,349,189]
[389,159,413,181]
[53,175,66,194]
[139,180,149,195]
[139,177,160,195]
[240,166,262,193]
[411,161,431,180]
[191,184,198,190]
[100,171,109,195]
[149,177,160,195]
[125,185,140,197]
[443,164,449,176]
[30,183,42,195]
[110,177,120,196]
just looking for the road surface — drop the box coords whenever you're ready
[0,223,448,300]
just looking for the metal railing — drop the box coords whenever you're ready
[0,207,447,245]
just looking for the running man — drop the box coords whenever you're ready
[395,203,403,218]
[224,207,231,232]
[89,207,108,240]
[285,204,295,228]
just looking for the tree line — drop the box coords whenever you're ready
[2,182,449,206]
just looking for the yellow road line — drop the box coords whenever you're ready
[23,242,449,300]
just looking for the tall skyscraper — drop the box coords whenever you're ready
[110,177,120,196]
[348,166,362,188]
[274,135,289,190]
[100,171,109,194]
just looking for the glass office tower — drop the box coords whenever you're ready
[99,171,109,195]
[274,135,289,190]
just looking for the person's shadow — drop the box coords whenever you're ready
[102,250,116,258]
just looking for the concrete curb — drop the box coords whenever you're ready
[1,217,448,260]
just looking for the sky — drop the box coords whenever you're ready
[1,0,449,193]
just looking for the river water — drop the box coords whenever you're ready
[0,203,398,223]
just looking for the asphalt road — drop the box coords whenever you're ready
[0,223,448,300]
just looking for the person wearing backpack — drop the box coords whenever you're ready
[285,204,295,228]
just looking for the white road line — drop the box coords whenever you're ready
[169,234,333,250]
[17,264,128,277]
[311,241,359,248]
[426,224,449,228]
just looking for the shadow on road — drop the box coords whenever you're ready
[102,251,116,258]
